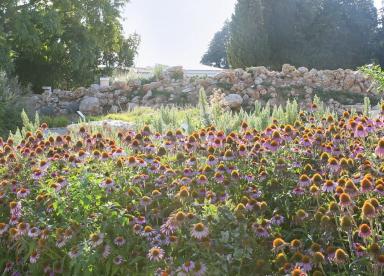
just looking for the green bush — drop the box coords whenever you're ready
[40,115,71,128]
[0,72,30,138]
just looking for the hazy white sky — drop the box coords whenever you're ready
[123,0,383,69]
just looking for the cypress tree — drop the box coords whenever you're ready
[227,0,270,68]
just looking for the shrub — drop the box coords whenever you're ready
[0,72,31,138]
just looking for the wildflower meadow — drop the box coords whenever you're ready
[1,103,384,275]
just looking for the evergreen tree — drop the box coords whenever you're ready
[225,0,378,70]
[201,21,230,68]
[227,0,270,68]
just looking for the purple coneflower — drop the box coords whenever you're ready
[191,223,209,240]
[114,236,126,246]
[147,247,165,262]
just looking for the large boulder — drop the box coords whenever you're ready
[79,96,102,115]
[223,94,243,109]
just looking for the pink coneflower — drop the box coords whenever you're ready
[113,255,124,265]
[353,243,366,257]
[99,178,114,188]
[327,157,340,172]
[3,261,13,272]
[17,222,29,236]
[56,236,66,248]
[114,236,126,246]
[196,175,208,185]
[181,261,195,272]
[297,255,313,272]
[16,188,30,198]
[28,227,40,238]
[354,124,367,138]
[134,216,146,225]
[322,180,337,193]
[292,186,305,196]
[9,201,21,216]
[358,224,371,239]
[147,247,165,262]
[193,262,207,276]
[141,225,156,237]
[271,214,285,226]
[0,223,9,235]
[160,223,176,236]
[360,178,373,193]
[180,177,192,185]
[207,155,217,166]
[253,224,269,238]
[140,196,152,207]
[191,223,209,240]
[68,246,81,259]
[29,250,40,263]
[299,174,311,187]
[338,193,352,208]
[102,244,111,258]
[333,248,348,265]
[89,232,104,248]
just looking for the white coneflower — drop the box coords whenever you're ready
[114,236,126,246]
[68,246,81,259]
[89,232,104,248]
[28,227,40,238]
[190,223,209,240]
[113,255,124,265]
[147,247,165,262]
[29,250,40,263]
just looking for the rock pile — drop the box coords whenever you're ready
[26,65,378,116]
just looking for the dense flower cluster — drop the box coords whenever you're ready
[1,108,384,275]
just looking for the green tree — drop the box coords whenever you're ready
[226,0,378,70]
[227,0,270,68]
[0,0,140,91]
[201,20,230,68]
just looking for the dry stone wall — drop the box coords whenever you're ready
[25,65,379,116]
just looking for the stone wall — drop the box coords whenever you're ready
[25,65,379,116]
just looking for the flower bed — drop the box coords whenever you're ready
[1,107,384,275]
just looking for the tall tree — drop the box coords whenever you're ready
[227,0,270,68]
[0,0,140,91]
[226,0,378,70]
[201,21,230,68]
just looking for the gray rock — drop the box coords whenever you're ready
[223,94,243,109]
[254,77,263,85]
[110,105,119,113]
[79,96,102,115]
[142,90,153,102]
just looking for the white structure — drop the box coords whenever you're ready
[100,77,110,87]
[133,65,223,78]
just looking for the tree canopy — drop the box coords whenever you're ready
[0,0,140,91]
[206,0,379,70]
[201,21,230,68]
